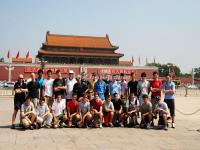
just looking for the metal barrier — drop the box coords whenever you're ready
[0,89,14,96]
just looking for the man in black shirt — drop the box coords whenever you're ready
[73,75,87,100]
[128,72,138,97]
[27,73,40,107]
[53,70,67,100]
[103,73,111,98]
[11,74,28,129]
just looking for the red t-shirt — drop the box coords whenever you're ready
[67,100,79,114]
[151,79,163,97]
[90,99,103,112]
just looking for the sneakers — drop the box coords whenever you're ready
[120,123,124,127]
[109,122,114,128]
[99,124,103,129]
[172,123,175,128]
[29,125,34,130]
[147,123,151,129]
[164,125,168,131]
[11,124,16,129]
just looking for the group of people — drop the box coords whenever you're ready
[11,69,176,131]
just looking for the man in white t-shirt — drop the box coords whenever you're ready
[42,70,54,109]
[66,70,77,102]
[52,95,67,128]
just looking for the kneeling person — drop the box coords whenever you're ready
[140,94,153,129]
[52,95,67,128]
[21,96,37,130]
[66,93,80,127]
[78,94,92,128]
[103,95,115,127]
[36,97,53,128]
[154,96,169,130]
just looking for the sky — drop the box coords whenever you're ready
[0,0,200,73]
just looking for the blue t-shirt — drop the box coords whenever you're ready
[36,77,44,96]
[109,81,121,98]
[163,81,175,99]
[94,80,106,100]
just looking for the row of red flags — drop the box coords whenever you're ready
[131,56,156,65]
[6,50,29,59]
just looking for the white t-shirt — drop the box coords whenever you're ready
[42,78,54,97]
[52,100,66,116]
[36,103,49,117]
[137,80,150,98]
[66,78,77,99]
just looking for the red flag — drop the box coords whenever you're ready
[139,56,141,65]
[154,56,156,63]
[7,50,10,58]
[131,56,134,65]
[16,51,19,58]
[26,51,29,58]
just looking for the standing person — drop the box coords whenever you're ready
[11,74,28,129]
[89,72,97,90]
[73,75,86,99]
[21,96,37,130]
[140,94,153,129]
[42,70,54,109]
[36,69,44,98]
[94,74,106,101]
[103,73,111,98]
[36,97,53,128]
[163,74,176,128]
[52,95,68,128]
[128,72,138,96]
[103,95,115,127]
[137,72,150,105]
[150,71,163,110]
[90,93,103,128]
[78,94,92,128]
[154,96,169,130]
[66,93,80,127]
[66,70,77,102]
[109,74,121,99]
[120,73,128,97]
[53,70,67,102]
[81,72,90,92]
[27,73,40,107]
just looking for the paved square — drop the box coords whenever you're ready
[0,95,200,150]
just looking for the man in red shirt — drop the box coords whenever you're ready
[150,71,163,110]
[66,93,80,127]
[90,93,103,128]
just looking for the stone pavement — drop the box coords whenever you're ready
[0,96,200,150]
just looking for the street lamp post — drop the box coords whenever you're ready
[38,58,47,70]
[5,64,14,82]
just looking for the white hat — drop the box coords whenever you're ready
[69,70,74,74]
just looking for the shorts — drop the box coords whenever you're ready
[164,99,175,116]
[151,96,157,110]
[44,96,54,108]
[14,101,23,111]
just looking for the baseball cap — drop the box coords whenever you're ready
[69,70,74,74]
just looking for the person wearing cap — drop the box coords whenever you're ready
[154,96,169,130]
[36,69,44,98]
[42,70,54,109]
[89,72,97,90]
[137,72,150,105]
[163,74,176,128]
[27,73,40,107]
[120,73,128,97]
[109,74,121,99]
[90,93,103,128]
[11,74,28,129]
[21,96,37,130]
[66,93,80,127]
[36,97,53,128]
[77,93,92,128]
[94,74,106,101]
[140,94,153,129]
[66,70,77,102]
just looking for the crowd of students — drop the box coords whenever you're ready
[11,69,176,131]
